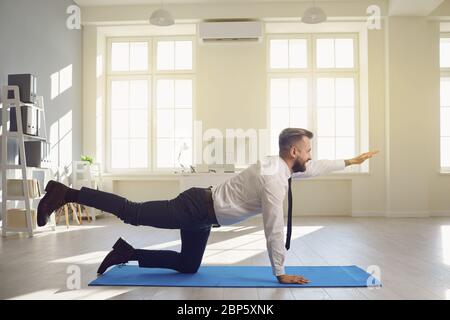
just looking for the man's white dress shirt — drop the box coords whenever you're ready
[211,156,345,276]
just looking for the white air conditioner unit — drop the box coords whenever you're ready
[199,20,263,43]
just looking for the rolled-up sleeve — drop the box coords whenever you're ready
[261,178,287,276]
[291,159,345,179]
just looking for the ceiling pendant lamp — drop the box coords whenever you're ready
[150,0,174,26]
[301,0,327,24]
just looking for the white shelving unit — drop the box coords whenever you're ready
[1,85,54,237]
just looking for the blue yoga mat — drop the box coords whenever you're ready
[89,265,381,288]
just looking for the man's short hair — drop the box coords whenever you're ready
[278,128,314,156]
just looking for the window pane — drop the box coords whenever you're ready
[271,108,289,134]
[289,39,307,68]
[442,137,450,167]
[111,42,129,71]
[335,78,355,107]
[441,107,450,137]
[130,42,148,71]
[440,38,450,68]
[317,108,335,137]
[270,136,279,155]
[317,137,335,159]
[157,138,175,168]
[271,79,289,107]
[111,81,129,109]
[290,108,308,129]
[335,39,354,68]
[175,109,192,138]
[129,80,148,109]
[157,41,174,70]
[336,137,355,159]
[441,78,450,107]
[289,78,307,107]
[112,139,129,168]
[317,78,335,107]
[270,39,288,69]
[130,139,147,168]
[336,108,355,136]
[157,79,174,108]
[316,39,334,68]
[129,110,148,138]
[111,110,129,138]
[157,109,174,138]
[175,41,192,70]
[175,80,192,108]
[175,138,193,167]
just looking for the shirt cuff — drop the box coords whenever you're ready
[335,159,346,171]
[273,266,285,277]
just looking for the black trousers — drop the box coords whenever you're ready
[78,186,218,274]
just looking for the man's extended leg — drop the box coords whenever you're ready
[39,180,213,230]
[77,186,181,229]
[37,179,182,229]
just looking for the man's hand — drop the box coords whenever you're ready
[345,150,379,166]
[277,274,310,285]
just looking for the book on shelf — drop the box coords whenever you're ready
[6,179,41,198]
[6,208,37,229]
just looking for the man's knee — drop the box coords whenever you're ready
[178,262,201,274]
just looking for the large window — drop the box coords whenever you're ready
[268,34,359,169]
[107,37,194,172]
[441,36,450,171]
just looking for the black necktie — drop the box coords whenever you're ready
[285,177,293,250]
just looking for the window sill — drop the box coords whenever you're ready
[101,172,237,180]
[101,171,371,181]
[295,172,371,181]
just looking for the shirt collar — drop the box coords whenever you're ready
[278,156,292,180]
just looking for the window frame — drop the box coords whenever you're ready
[441,34,450,172]
[152,36,197,75]
[440,35,450,71]
[267,34,313,73]
[105,36,196,174]
[313,72,360,171]
[107,37,152,76]
[313,33,359,72]
[266,73,313,150]
[266,33,361,173]
[152,74,196,173]
[105,74,152,173]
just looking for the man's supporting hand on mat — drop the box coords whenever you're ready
[277,274,310,285]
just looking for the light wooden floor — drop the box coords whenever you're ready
[1,215,450,300]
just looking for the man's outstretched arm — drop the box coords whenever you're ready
[292,150,379,179]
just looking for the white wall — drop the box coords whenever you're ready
[386,18,441,216]
[80,0,450,217]
[0,0,82,178]
[0,0,83,217]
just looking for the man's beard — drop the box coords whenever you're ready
[292,157,307,173]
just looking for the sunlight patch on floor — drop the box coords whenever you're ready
[50,251,110,264]
[8,287,131,300]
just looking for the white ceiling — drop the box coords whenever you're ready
[74,0,446,16]
[389,0,444,16]
[74,0,364,6]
